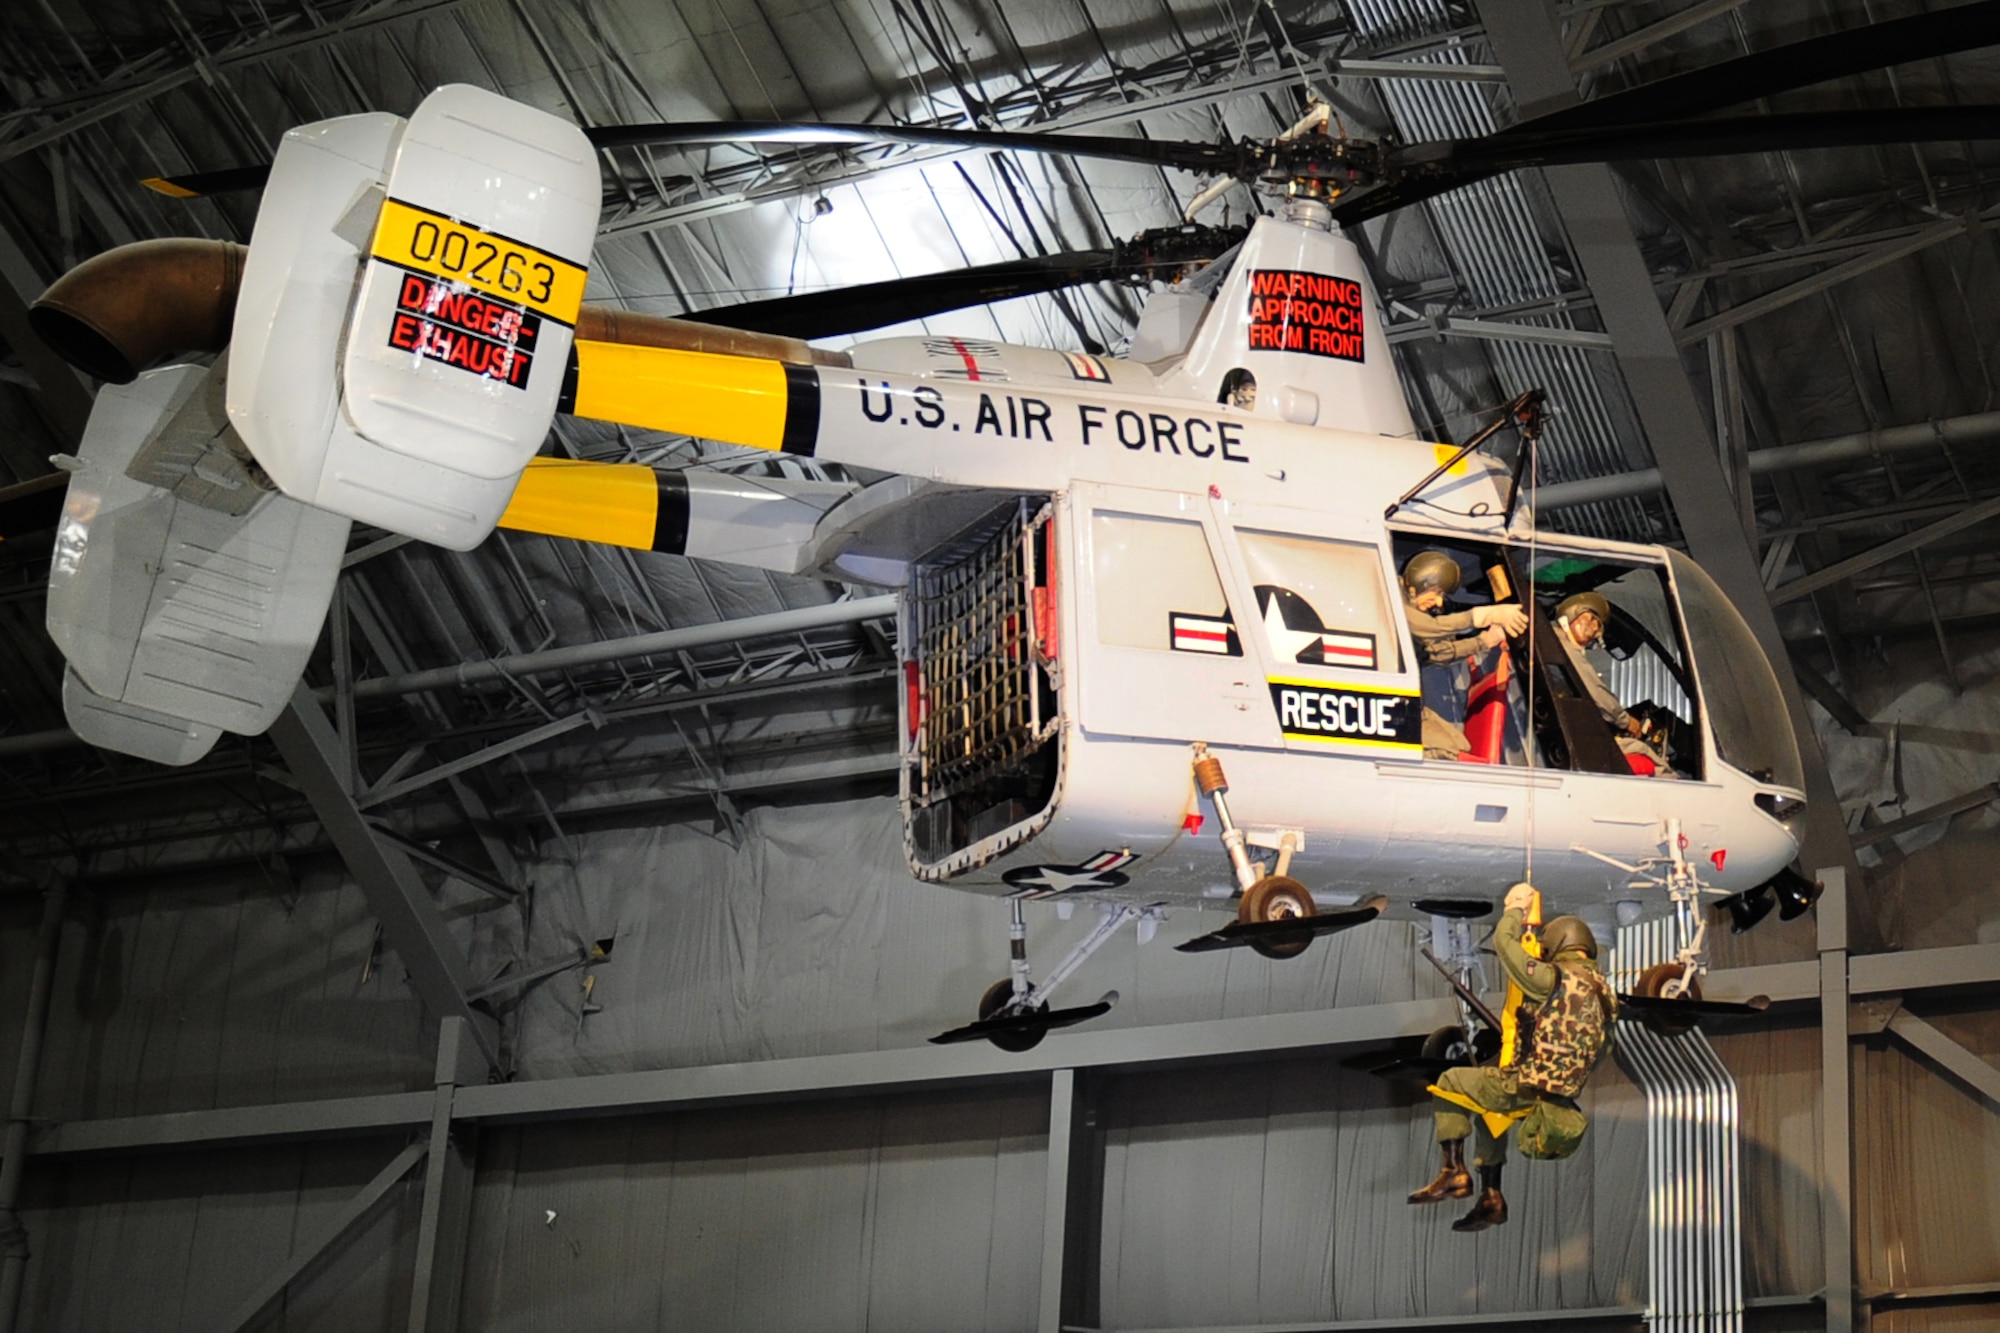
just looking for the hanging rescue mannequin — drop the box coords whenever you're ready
[1409,883,1617,1232]
[1399,552,1527,759]
[1551,592,1674,776]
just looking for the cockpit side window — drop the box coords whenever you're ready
[1385,533,1702,778]
[1235,529,1404,673]
[1090,510,1237,654]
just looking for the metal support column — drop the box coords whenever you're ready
[0,223,92,445]
[1818,867,1854,1333]
[268,685,499,1065]
[0,860,67,1333]
[408,1018,484,1333]
[1038,1069,1076,1333]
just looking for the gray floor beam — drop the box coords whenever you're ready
[32,1092,434,1154]
[1476,0,1863,893]
[1850,940,2000,995]
[220,1139,428,1333]
[268,685,499,1066]
[28,936,2000,1160]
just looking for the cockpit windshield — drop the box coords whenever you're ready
[1666,550,1804,792]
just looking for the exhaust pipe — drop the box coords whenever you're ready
[30,240,850,386]
[28,238,246,384]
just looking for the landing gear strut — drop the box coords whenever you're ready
[1175,744,1386,956]
[1577,818,1771,1033]
[930,897,1133,1051]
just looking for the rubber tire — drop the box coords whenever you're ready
[1635,961,1704,1036]
[978,978,1048,1053]
[1238,874,1316,960]
[1421,1024,1470,1065]
[1421,1023,1502,1067]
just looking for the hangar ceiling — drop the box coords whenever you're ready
[0,0,1996,915]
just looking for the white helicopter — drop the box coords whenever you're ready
[34,34,1986,1045]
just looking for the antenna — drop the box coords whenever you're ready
[1383,388,1545,520]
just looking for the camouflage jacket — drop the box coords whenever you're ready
[1515,958,1616,1099]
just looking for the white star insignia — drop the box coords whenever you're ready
[1261,592,1324,663]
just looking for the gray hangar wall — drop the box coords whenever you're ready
[4,793,1988,1330]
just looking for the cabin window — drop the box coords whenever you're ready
[1668,549,1803,790]
[1090,511,1236,654]
[1386,534,1706,777]
[1235,529,1403,673]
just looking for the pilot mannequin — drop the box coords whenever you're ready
[1409,883,1617,1231]
[1552,592,1672,775]
[1399,552,1527,759]
[1219,367,1258,411]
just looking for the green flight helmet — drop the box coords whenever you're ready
[1541,914,1599,960]
[1554,591,1611,626]
[1402,551,1462,599]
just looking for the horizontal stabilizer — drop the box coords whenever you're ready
[47,365,350,751]
[63,667,219,767]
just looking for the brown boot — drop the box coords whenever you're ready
[1408,1139,1473,1204]
[1452,1165,1508,1231]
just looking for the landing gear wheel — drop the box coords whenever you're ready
[1238,875,1316,960]
[978,979,1049,1053]
[1421,1025,1470,1065]
[1420,1024,1500,1067]
[1634,962,1704,1036]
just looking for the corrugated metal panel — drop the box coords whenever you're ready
[460,1088,1048,1332]
[1095,1055,1648,1326]
[18,1137,419,1332]
[1853,1005,2000,1295]
[36,868,436,1123]
[1346,0,1656,544]
[507,796,1443,1078]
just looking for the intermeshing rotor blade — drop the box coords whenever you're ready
[695,251,1121,339]
[696,223,1243,338]
[1334,104,2000,226]
[142,164,275,198]
[580,120,1242,174]
[1531,0,2000,132]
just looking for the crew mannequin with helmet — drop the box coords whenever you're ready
[1409,882,1617,1233]
[1552,591,1674,776]
[1399,551,1527,760]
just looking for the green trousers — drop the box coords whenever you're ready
[1431,1065,1535,1167]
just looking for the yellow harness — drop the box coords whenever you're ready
[1424,1084,1529,1140]
[1427,891,1542,1140]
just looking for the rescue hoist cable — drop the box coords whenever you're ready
[1523,412,1541,889]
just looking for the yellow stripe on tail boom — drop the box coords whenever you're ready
[566,340,820,455]
[498,457,663,550]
